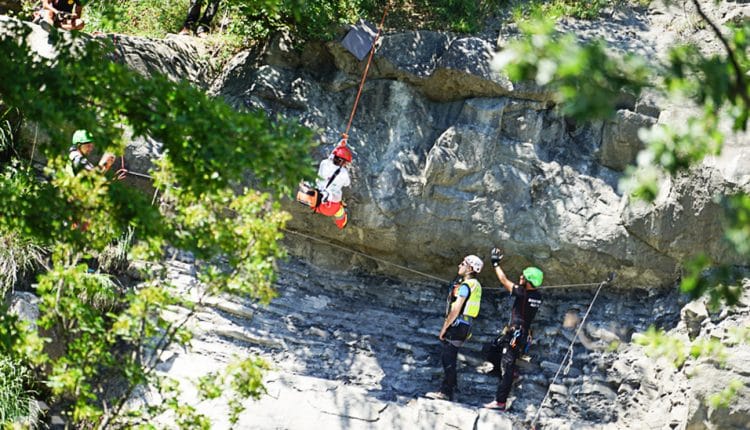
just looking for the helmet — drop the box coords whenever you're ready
[463,255,484,274]
[332,145,352,163]
[72,129,94,146]
[522,266,544,287]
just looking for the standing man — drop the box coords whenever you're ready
[425,255,483,401]
[483,247,543,411]
[178,0,222,38]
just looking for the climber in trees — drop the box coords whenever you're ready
[36,0,85,31]
[69,129,127,179]
[296,141,352,229]
[425,255,484,402]
[483,247,543,411]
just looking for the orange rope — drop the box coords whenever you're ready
[341,5,389,146]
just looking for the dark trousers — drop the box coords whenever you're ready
[183,0,221,30]
[439,323,470,397]
[495,336,521,403]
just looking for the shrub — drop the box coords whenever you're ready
[0,356,36,425]
[0,231,46,297]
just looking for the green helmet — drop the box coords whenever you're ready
[522,266,544,287]
[72,129,94,146]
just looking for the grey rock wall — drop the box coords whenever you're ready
[210,21,749,290]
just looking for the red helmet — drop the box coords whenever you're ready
[332,145,353,163]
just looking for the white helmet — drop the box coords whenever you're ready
[463,255,483,273]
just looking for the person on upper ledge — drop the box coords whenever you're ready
[178,0,221,38]
[35,0,85,31]
[296,141,352,230]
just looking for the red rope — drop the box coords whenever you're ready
[341,5,389,146]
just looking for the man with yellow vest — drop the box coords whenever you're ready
[425,255,483,401]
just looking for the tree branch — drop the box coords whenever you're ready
[691,0,750,109]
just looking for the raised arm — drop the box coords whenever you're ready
[491,247,514,293]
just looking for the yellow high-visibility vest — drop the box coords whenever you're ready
[452,278,481,318]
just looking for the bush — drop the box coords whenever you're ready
[0,231,46,297]
[0,356,36,425]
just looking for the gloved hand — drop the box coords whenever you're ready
[320,190,330,203]
[491,247,504,267]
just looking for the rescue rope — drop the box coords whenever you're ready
[53,159,609,292]
[341,5,389,144]
[281,227,609,291]
[281,227,446,283]
[529,273,614,430]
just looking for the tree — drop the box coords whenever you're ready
[0,17,315,427]
[493,0,748,307]
[492,0,749,410]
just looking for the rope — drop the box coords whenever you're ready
[29,123,39,168]
[341,5,389,143]
[282,227,609,291]
[529,274,612,430]
[282,227,446,283]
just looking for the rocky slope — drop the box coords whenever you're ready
[81,254,743,429]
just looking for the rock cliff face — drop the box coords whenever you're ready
[205,4,750,290]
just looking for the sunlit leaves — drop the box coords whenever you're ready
[198,356,270,424]
[492,18,650,120]
[709,380,745,409]
[635,118,723,177]
[680,256,744,310]
[0,16,314,427]
[634,326,689,368]
[723,194,750,256]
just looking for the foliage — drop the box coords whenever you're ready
[492,0,749,410]
[83,0,359,50]
[511,0,620,22]
[492,11,749,308]
[634,325,735,368]
[85,0,187,39]
[709,380,744,409]
[494,18,651,121]
[0,219,46,297]
[414,0,492,33]
[0,356,36,425]
[0,16,315,428]
[0,107,21,158]
[96,227,134,274]
[198,356,270,424]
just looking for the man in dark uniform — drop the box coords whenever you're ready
[178,0,221,38]
[484,247,543,411]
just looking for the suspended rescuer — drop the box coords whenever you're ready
[425,255,483,401]
[483,247,543,411]
[296,141,352,229]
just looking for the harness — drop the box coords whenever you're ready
[323,166,342,193]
